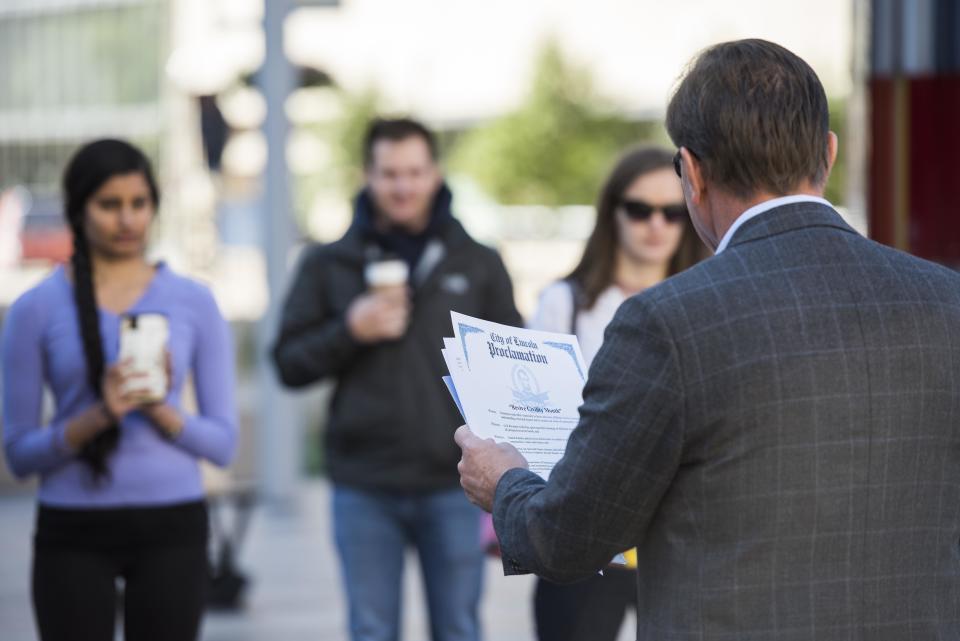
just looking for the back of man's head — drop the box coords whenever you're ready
[363,117,438,169]
[666,39,830,199]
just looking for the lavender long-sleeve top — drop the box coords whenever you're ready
[1,263,237,507]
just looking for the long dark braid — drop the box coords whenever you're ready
[69,217,119,479]
[63,139,160,480]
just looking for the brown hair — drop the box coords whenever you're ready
[666,39,830,199]
[566,145,706,309]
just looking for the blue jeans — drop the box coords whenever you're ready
[332,485,485,641]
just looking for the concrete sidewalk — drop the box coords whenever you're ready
[0,480,633,641]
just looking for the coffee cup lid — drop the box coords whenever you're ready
[365,259,409,286]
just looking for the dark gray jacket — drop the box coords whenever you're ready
[273,209,521,492]
[494,203,960,640]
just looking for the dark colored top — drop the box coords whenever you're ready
[494,202,960,640]
[273,188,522,491]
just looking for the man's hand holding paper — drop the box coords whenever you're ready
[455,425,528,512]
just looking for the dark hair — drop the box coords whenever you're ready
[666,39,830,199]
[566,145,706,309]
[363,117,438,168]
[62,139,159,480]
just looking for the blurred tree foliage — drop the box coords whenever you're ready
[293,87,380,227]
[824,97,848,206]
[330,87,382,194]
[450,41,666,206]
[301,43,848,215]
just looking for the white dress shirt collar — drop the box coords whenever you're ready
[714,195,834,254]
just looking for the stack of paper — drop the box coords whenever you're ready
[441,311,589,480]
[443,311,630,568]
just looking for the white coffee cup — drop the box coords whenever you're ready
[364,259,409,292]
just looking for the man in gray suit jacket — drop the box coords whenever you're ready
[456,39,960,640]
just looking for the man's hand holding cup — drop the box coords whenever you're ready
[348,259,411,343]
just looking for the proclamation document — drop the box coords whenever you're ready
[442,311,588,480]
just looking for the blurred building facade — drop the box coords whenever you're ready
[0,0,168,280]
[867,0,960,268]
[0,0,231,301]
[0,0,166,198]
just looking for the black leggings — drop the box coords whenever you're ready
[534,569,637,641]
[32,502,208,641]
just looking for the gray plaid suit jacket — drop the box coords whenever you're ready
[494,202,960,640]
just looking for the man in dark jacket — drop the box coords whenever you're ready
[273,118,522,641]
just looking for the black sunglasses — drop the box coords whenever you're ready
[620,199,687,223]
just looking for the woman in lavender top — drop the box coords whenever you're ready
[2,139,237,641]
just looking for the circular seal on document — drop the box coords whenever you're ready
[511,365,550,406]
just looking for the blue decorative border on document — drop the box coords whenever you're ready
[458,323,485,369]
[544,341,584,381]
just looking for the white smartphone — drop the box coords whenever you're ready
[119,313,169,403]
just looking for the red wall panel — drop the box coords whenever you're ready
[907,75,960,265]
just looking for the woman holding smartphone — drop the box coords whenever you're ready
[2,139,237,641]
[527,145,707,641]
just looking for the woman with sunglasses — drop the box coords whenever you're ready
[1,139,237,641]
[527,145,707,641]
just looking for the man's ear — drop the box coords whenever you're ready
[681,147,705,205]
[825,131,839,177]
[680,147,719,250]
